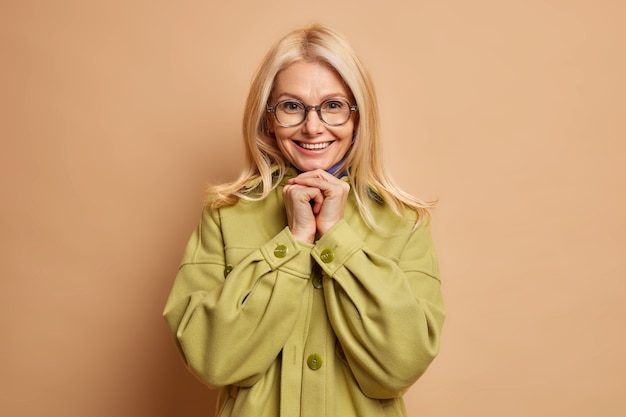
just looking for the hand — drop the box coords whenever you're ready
[283,169,350,242]
[283,180,323,243]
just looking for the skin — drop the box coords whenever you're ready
[268,61,357,243]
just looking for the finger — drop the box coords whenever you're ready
[284,184,323,206]
[309,189,324,214]
[290,169,336,183]
[289,173,346,194]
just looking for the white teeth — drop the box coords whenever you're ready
[299,142,331,150]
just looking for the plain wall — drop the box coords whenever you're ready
[1,1,625,416]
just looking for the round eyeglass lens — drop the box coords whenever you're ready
[275,101,306,126]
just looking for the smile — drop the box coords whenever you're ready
[297,141,332,150]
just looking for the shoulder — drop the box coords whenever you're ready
[361,186,420,225]
[203,189,287,245]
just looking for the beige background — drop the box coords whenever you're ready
[1,1,625,416]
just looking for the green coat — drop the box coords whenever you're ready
[163,169,445,417]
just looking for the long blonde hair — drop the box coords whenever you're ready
[205,23,433,227]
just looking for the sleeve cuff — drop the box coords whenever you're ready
[312,220,364,276]
[260,227,314,279]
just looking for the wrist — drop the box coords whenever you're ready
[291,229,315,244]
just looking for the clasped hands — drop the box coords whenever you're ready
[283,169,350,243]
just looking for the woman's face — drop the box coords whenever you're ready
[268,60,356,172]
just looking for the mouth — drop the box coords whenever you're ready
[296,141,333,150]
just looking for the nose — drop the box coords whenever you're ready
[302,108,324,136]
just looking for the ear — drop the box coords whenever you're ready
[266,113,275,134]
[262,113,274,136]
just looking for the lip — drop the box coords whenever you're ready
[294,140,334,153]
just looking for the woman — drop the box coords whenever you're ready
[163,24,445,417]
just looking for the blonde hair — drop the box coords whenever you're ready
[205,23,433,227]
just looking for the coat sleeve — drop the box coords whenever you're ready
[311,218,445,399]
[163,207,313,388]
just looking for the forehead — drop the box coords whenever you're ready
[272,61,351,99]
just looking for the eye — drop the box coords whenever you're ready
[322,100,346,112]
[278,100,305,113]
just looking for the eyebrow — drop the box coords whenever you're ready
[273,92,351,103]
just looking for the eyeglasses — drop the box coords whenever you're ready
[267,98,358,127]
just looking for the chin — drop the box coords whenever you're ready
[294,162,331,172]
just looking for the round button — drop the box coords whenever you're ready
[307,353,323,370]
[224,264,233,277]
[313,275,323,289]
[320,248,334,263]
[274,245,288,258]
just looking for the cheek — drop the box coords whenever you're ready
[273,130,295,157]
[275,137,289,153]
[273,128,289,144]
[338,124,356,144]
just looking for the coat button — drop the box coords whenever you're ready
[313,275,323,289]
[224,264,233,277]
[274,245,288,258]
[307,353,323,370]
[320,248,334,263]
